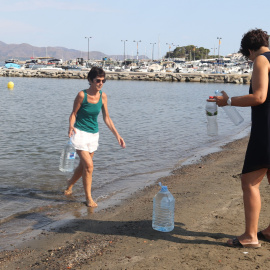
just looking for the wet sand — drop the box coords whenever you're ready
[1,136,270,270]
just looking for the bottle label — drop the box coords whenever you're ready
[206,110,218,116]
[67,152,76,159]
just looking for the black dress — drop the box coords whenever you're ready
[242,51,270,174]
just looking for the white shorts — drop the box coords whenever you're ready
[71,128,99,153]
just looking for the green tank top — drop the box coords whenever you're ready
[74,90,103,133]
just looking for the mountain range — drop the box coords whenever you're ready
[0,41,146,61]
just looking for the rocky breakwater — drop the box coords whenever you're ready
[0,68,88,79]
[0,69,251,84]
[106,72,251,84]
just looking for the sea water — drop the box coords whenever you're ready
[0,76,251,249]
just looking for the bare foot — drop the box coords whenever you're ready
[64,189,72,196]
[64,179,73,196]
[86,199,98,207]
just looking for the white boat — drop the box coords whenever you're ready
[81,67,91,71]
[114,66,123,72]
[122,67,131,72]
[5,59,19,64]
[148,64,162,72]
[242,67,253,74]
[137,65,148,72]
[31,65,63,71]
[165,67,175,72]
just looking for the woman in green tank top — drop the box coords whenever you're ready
[64,67,126,207]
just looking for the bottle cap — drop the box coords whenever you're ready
[209,96,214,99]
[159,182,168,192]
[161,186,168,192]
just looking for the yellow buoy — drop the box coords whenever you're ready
[7,81,14,89]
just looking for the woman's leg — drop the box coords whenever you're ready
[260,170,270,238]
[261,224,270,239]
[64,157,83,195]
[76,150,97,207]
[267,169,270,184]
[228,168,267,245]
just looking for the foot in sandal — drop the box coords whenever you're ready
[227,238,261,248]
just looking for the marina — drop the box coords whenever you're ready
[0,64,251,84]
[0,52,252,84]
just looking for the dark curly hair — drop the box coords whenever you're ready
[87,66,105,82]
[239,29,269,58]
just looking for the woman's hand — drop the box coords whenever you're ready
[206,91,229,106]
[68,126,76,137]
[215,91,229,107]
[118,136,126,148]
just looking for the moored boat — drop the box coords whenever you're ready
[5,59,19,64]
[5,63,21,69]
[31,64,63,71]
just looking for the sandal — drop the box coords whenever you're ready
[227,238,261,248]
[257,231,270,242]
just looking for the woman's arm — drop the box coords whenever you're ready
[216,55,269,107]
[101,92,126,148]
[68,91,84,137]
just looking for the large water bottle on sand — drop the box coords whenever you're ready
[206,96,218,136]
[59,138,76,172]
[152,182,175,232]
[215,90,244,126]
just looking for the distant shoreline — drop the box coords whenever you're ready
[0,69,251,84]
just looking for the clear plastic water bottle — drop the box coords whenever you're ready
[152,182,175,232]
[206,96,218,136]
[215,90,244,126]
[59,138,76,172]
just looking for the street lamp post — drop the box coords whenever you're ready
[133,40,141,62]
[150,42,156,61]
[172,44,180,60]
[193,46,197,61]
[173,43,179,51]
[166,43,172,60]
[211,47,217,57]
[217,37,222,64]
[205,49,208,59]
[85,36,92,61]
[121,40,128,68]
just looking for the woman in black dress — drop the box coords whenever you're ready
[215,29,270,248]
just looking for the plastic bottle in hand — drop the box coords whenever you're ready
[59,138,76,172]
[215,90,244,126]
[206,96,218,136]
[152,182,175,232]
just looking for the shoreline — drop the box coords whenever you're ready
[0,68,251,84]
[0,126,251,252]
[1,135,270,269]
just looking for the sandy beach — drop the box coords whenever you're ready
[1,136,270,270]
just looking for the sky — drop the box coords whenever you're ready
[0,0,270,59]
